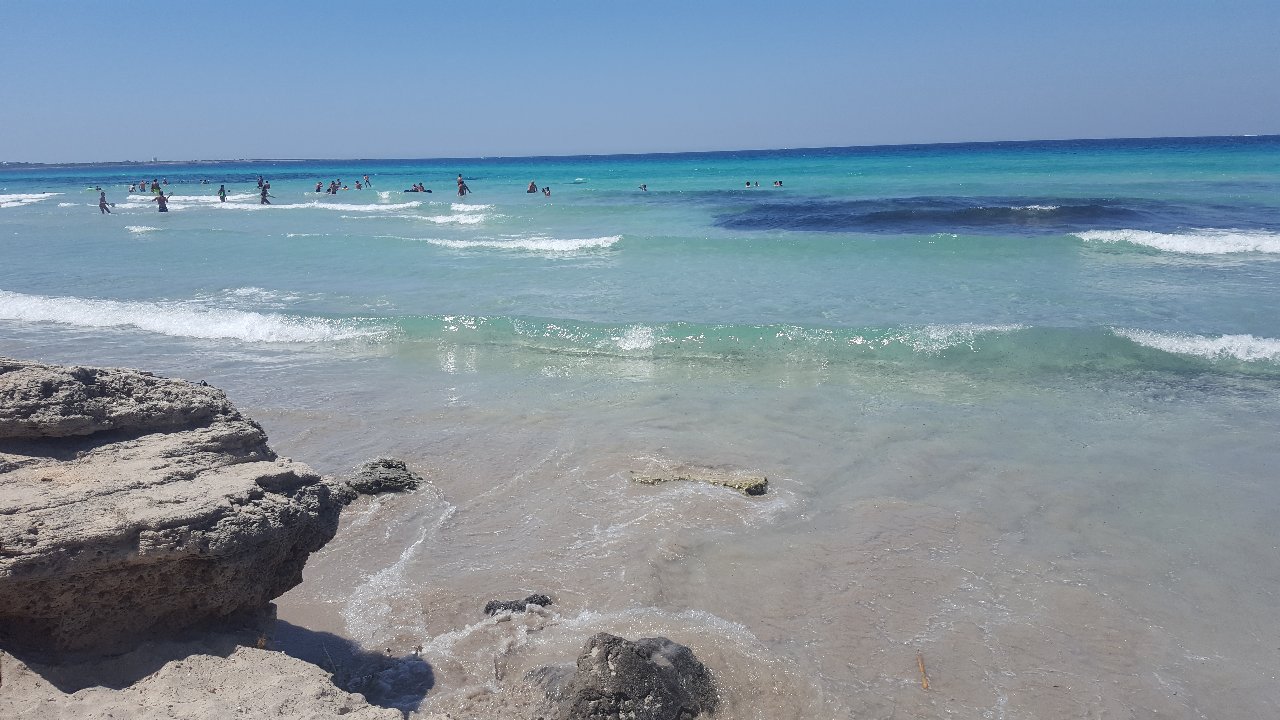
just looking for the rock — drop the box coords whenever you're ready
[556,633,718,720]
[0,357,347,657]
[631,464,768,496]
[0,358,231,440]
[484,593,553,615]
[345,456,423,496]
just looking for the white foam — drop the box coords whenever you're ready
[0,288,388,343]
[418,213,487,225]
[614,325,657,351]
[451,203,492,212]
[0,192,59,208]
[125,225,158,234]
[1011,204,1060,211]
[57,202,79,207]
[1113,328,1280,363]
[424,235,621,252]
[118,196,422,213]
[1075,229,1280,254]
[846,323,1024,354]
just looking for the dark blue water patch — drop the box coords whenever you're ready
[713,196,1280,235]
[715,197,1150,235]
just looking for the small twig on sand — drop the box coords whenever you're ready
[321,641,339,675]
[917,652,930,690]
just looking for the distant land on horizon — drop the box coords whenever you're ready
[1,134,1275,170]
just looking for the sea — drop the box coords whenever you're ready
[2,136,1279,718]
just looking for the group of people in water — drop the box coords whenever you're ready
[316,175,373,194]
[97,172,788,214]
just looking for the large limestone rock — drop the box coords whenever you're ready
[555,633,719,720]
[0,357,347,656]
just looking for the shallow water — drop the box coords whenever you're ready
[3,137,1279,717]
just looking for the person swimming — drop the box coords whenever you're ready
[527,181,538,193]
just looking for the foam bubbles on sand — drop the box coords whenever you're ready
[1113,328,1280,363]
[1076,229,1280,254]
[0,193,60,208]
[424,235,621,252]
[0,288,389,343]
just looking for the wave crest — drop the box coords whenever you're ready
[423,235,621,252]
[1076,229,1280,254]
[0,289,389,343]
[1113,328,1280,363]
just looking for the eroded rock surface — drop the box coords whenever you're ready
[631,464,768,496]
[0,357,347,656]
[555,633,718,720]
[346,456,424,496]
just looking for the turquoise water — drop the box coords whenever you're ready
[3,137,1280,717]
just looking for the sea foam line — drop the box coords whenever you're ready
[1075,229,1280,254]
[1112,328,1280,363]
[424,235,621,252]
[0,289,389,343]
[0,192,60,208]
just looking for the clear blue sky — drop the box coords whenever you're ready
[3,0,1276,163]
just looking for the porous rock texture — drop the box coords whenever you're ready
[0,357,347,656]
[555,633,718,720]
[346,456,424,495]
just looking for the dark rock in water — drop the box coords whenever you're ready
[483,593,553,615]
[558,633,718,720]
[346,457,423,496]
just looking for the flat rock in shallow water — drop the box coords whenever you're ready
[0,357,346,657]
[631,464,768,496]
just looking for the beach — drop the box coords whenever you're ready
[2,136,1279,718]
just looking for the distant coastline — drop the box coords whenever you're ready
[2,134,1276,170]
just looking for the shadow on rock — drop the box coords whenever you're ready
[272,619,434,714]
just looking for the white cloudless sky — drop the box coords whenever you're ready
[2,0,1277,162]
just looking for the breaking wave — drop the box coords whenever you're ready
[0,192,60,208]
[1075,229,1280,254]
[0,289,390,343]
[422,235,621,252]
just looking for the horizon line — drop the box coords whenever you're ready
[2,132,1276,169]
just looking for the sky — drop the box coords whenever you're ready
[2,0,1277,163]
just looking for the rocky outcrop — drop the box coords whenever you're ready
[546,633,718,720]
[483,593,553,615]
[0,357,347,657]
[632,464,768,496]
[345,456,424,496]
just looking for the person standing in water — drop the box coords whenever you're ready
[217,184,227,202]
[98,191,112,214]
[260,184,271,205]
[457,174,470,197]
[153,193,170,212]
